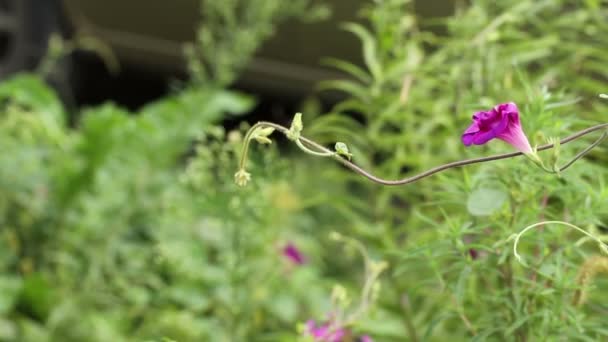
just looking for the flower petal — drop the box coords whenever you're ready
[305,320,345,342]
[496,125,533,153]
[283,243,306,265]
[489,109,509,136]
[496,102,519,117]
[461,122,480,146]
[471,128,498,145]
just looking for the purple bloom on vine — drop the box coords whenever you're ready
[282,243,306,265]
[462,102,533,154]
[305,320,373,342]
[306,320,345,342]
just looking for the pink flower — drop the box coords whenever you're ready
[306,320,345,342]
[282,243,306,265]
[305,320,373,342]
[462,102,533,154]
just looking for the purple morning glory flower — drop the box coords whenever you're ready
[462,102,533,154]
[282,243,306,265]
[359,335,373,342]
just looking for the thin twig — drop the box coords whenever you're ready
[559,130,607,172]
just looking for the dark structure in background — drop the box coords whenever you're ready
[0,0,365,109]
[62,0,364,96]
[0,0,452,110]
[0,0,61,77]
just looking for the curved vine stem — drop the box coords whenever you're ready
[295,138,335,157]
[238,122,608,186]
[511,221,608,266]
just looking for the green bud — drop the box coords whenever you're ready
[287,113,303,141]
[331,284,350,308]
[525,150,543,168]
[295,322,307,335]
[292,113,303,132]
[534,131,546,144]
[548,137,561,174]
[227,130,242,144]
[329,231,343,241]
[254,136,272,144]
[252,127,275,145]
[334,142,353,160]
[234,169,251,187]
[256,127,275,137]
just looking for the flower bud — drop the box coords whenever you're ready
[547,137,561,174]
[287,113,303,141]
[234,169,251,187]
[329,231,343,241]
[335,142,353,160]
[331,284,350,308]
[252,127,275,145]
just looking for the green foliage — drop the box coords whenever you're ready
[294,0,608,340]
[186,0,329,86]
[2,0,608,341]
[0,75,333,341]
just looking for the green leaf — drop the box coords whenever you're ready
[317,80,370,100]
[342,23,383,83]
[0,74,66,140]
[322,57,372,83]
[207,90,255,115]
[466,188,508,216]
[0,74,65,123]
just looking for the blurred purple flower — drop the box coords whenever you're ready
[468,248,479,260]
[305,320,373,342]
[306,320,345,342]
[282,243,306,265]
[462,102,533,154]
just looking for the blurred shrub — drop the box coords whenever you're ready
[186,0,330,86]
[0,75,336,340]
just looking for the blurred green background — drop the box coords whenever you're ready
[0,0,607,341]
